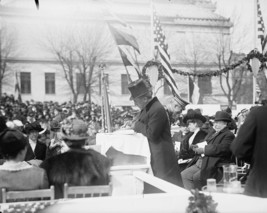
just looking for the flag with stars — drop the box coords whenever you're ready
[153,7,188,109]
[257,0,267,54]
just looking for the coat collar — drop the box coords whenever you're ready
[145,97,158,111]
[207,127,229,141]
[0,161,32,171]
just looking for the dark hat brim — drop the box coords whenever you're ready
[214,118,232,122]
[62,134,88,141]
[183,113,206,124]
[129,91,150,100]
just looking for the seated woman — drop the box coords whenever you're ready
[40,119,111,199]
[0,129,49,201]
[181,111,235,190]
[178,109,207,171]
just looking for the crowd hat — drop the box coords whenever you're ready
[183,109,206,124]
[50,120,61,131]
[24,121,44,134]
[61,119,89,142]
[128,78,152,100]
[214,111,231,122]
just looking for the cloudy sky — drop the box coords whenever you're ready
[214,0,267,53]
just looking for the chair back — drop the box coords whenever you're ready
[63,183,112,199]
[1,186,55,203]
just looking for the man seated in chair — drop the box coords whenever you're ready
[0,129,49,202]
[181,111,235,190]
[40,119,111,199]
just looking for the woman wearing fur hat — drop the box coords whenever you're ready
[178,109,208,171]
[128,78,182,189]
[181,111,235,190]
[40,119,111,198]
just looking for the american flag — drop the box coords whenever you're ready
[153,8,188,109]
[257,0,267,54]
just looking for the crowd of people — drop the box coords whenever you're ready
[0,77,267,201]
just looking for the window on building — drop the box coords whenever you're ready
[45,73,55,94]
[164,80,172,95]
[121,74,130,95]
[20,72,31,94]
[198,76,212,95]
[76,73,85,94]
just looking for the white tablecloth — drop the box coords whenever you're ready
[96,132,151,162]
[96,132,152,196]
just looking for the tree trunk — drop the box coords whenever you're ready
[73,93,78,103]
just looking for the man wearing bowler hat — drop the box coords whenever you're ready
[128,78,182,189]
[181,110,235,190]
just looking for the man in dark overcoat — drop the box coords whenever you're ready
[181,111,235,189]
[128,78,182,187]
[231,105,267,198]
[199,112,235,186]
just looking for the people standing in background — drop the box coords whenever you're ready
[231,105,267,198]
[128,78,182,189]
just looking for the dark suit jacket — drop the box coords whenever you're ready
[231,106,267,198]
[24,140,47,161]
[134,97,182,186]
[200,127,235,186]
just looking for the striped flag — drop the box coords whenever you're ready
[107,24,141,80]
[257,0,267,54]
[100,64,112,133]
[14,72,22,102]
[153,7,188,109]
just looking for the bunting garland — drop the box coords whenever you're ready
[142,49,267,78]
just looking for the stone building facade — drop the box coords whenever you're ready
[0,0,236,106]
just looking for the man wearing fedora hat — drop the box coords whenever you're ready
[128,78,182,188]
[181,111,235,190]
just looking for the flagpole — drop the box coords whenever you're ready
[188,76,191,103]
[253,0,257,103]
[150,0,156,60]
[100,64,105,132]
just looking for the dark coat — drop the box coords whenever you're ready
[24,140,47,161]
[200,127,235,186]
[40,149,111,199]
[231,106,267,198]
[133,97,182,186]
[179,129,208,160]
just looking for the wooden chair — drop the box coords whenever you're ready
[63,183,112,199]
[1,186,55,203]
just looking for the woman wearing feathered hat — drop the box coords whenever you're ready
[40,119,111,198]
[178,109,208,171]
[128,78,182,189]
[181,110,235,190]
